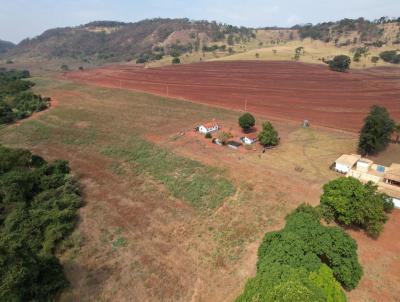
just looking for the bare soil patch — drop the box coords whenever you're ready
[64,61,400,132]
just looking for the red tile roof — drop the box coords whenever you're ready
[202,122,218,128]
[245,133,258,140]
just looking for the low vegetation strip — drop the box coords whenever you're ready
[0,145,82,301]
[102,139,235,209]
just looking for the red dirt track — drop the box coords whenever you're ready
[65,61,400,132]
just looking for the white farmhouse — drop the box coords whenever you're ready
[198,122,219,134]
[334,154,361,174]
[241,133,258,145]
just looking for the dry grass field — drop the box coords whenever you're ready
[0,76,399,301]
[214,39,400,69]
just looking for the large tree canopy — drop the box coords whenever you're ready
[239,113,256,131]
[321,177,393,238]
[236,204,362,302]
[0,145,82,301]
[258,121,279,147]
[358,105,395,155]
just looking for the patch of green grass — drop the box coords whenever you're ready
[112,237,128,250]
[14,120,53,144]
[102,138,235,209]
[61,126,98,146]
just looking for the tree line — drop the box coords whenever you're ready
[0,68,50,124]
[0,145,82,301]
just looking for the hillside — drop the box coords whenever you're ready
[2,17,400,68]
[0,40,15,54]
[5,18,254,63]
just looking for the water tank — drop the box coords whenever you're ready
[377,165,385,173]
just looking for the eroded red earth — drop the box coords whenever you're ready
[65,61,400,132]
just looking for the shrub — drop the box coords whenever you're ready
[358,105,395,155]
[321,177,392,238]
[371,56,379,63]
[258,122,279,147]
[60,64,69,71]
[205,132,212,139]
[329,55,351,72]
[172,57,181,64]
[238,113,256,131]
[379,50,400,64]
[218,131,233,145]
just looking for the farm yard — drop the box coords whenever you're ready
[65,61,400,132]
[0,71,399,301]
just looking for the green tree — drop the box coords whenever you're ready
[0,101,14,124]
[60,64,69,71]
[309,265,347,302]
[238,112,256,131]
[358,105,395,155]
[321,177,393,238]
[172,57,181,64]
[329,55,351,72]
[379,50,400,64]
[258,122,279,147]
[235,205,359,301]
[227,34,235,46]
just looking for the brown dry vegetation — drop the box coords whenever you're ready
[0,76,399,301]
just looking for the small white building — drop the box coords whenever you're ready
[198,122,219,134]
[241,134,258,145]
[334,154,361,174]
[382,164,400,209]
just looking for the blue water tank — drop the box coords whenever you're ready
[377,165,385,173]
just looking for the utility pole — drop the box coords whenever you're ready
[245,97,248,112]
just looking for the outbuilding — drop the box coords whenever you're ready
[198,122,219,134]
[334,154,361,174]
[227,140,242,150]
[241,133,258,145]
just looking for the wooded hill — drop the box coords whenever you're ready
[1,17,399,64]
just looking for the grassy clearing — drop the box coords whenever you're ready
[213,39,400,69]
[102,138,235,209]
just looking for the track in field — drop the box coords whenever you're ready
[65,61,400,132]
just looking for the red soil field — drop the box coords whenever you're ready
[65,61,400,132]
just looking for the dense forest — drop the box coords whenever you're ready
[0,68,49,124]
[0,145,82,301]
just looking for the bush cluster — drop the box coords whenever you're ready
[0,145,82,301]
[0,68,50,124]
[379,50,400,64]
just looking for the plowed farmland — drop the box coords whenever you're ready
[65,61,400,132]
